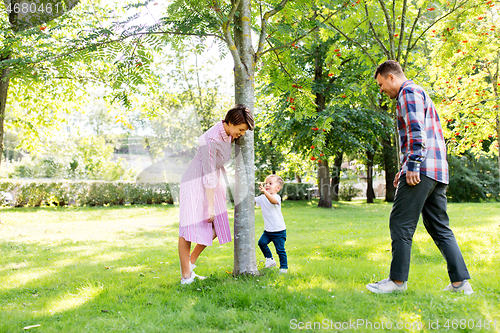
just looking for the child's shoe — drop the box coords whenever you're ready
[279,269,288,273]
[265,258,277,268]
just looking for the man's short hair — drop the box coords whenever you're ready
[374,60,404,79]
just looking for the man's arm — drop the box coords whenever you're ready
[399,88,427,186]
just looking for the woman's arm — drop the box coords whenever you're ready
[206,187,215,222]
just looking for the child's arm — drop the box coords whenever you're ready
[259,184,279,205]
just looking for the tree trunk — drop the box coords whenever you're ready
[496,112,500,187]
[0,54,11,168]
[366,150,375,203]
[295,173,301,183]
[313,43,330,208]
[317,159,332,208]
[269,141,276,174]
[232,0,258,276]
[382,135,397,202]
[331,151,343,202]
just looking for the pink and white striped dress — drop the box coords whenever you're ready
[179,121,232,246]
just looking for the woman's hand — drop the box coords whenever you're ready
[207,206,215,223]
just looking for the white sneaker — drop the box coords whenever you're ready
[279,269,288,273]
[444,280,474,295]
[366,278,407,294]
[190,262,196,272]
[180,272,195,285]
[265,258,277,268]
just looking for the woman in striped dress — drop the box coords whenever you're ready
[178,104,254,284]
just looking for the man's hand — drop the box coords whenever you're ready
[406,170,421,186]
[393,171,401,189]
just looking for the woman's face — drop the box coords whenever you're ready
[226,122,249,139]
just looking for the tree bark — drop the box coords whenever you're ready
[0,54,11,168]
[313,43,331,208]
[366,150,375,203]
[232,0,258,275]
[382,135,397,202]
[317,159,332,208]
[331,152,343,202]
[295,173,301,183]
[496,112,500,187]
[269,141,276,174]
[379,101,397,202]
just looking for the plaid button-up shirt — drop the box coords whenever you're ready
[396,80,449,184]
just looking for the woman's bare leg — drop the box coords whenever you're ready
[178,236,192,279]
[190,226,217,264]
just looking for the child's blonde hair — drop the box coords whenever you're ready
[267,174,284,188]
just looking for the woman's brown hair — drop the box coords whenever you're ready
[224,104,255,130]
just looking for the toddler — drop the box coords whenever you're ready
[255,174,288,273]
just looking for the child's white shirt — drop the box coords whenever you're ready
[255,193,286,232]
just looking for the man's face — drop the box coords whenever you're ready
[376,73,399,99]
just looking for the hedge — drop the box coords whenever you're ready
[0,180,314,208]
[0,180,177,207]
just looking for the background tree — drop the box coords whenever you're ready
[0,0,132,166]
[165,0,299,275]
[316,0,488,201]
[256,2,393,206]
[429,7,500,183]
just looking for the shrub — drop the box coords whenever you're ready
[0,180,176,208]
[0,179,314,208]
[447,153,500,202]
[339,183,362,201]
[7,142,136,181]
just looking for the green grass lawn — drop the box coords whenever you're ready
[0,200,499,332]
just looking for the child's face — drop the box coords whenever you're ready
[264,176,281,194]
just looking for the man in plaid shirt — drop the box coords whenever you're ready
[366,60,473,295]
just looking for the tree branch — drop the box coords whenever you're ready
[403,8,421,71]
[255,0,289,62]
[326,21,377,65]
[260,9,338,58]
[409,0,473,52]
[391,0,396,36]
[377,0,395,59]
[267,40,295,82]
[364,3,390,59]
[396,0,407,62]
[222,0,243,69]
[3,29,224,68]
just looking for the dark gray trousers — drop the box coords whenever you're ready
[389,174,470,282]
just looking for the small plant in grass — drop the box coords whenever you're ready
[339,183,362,201]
